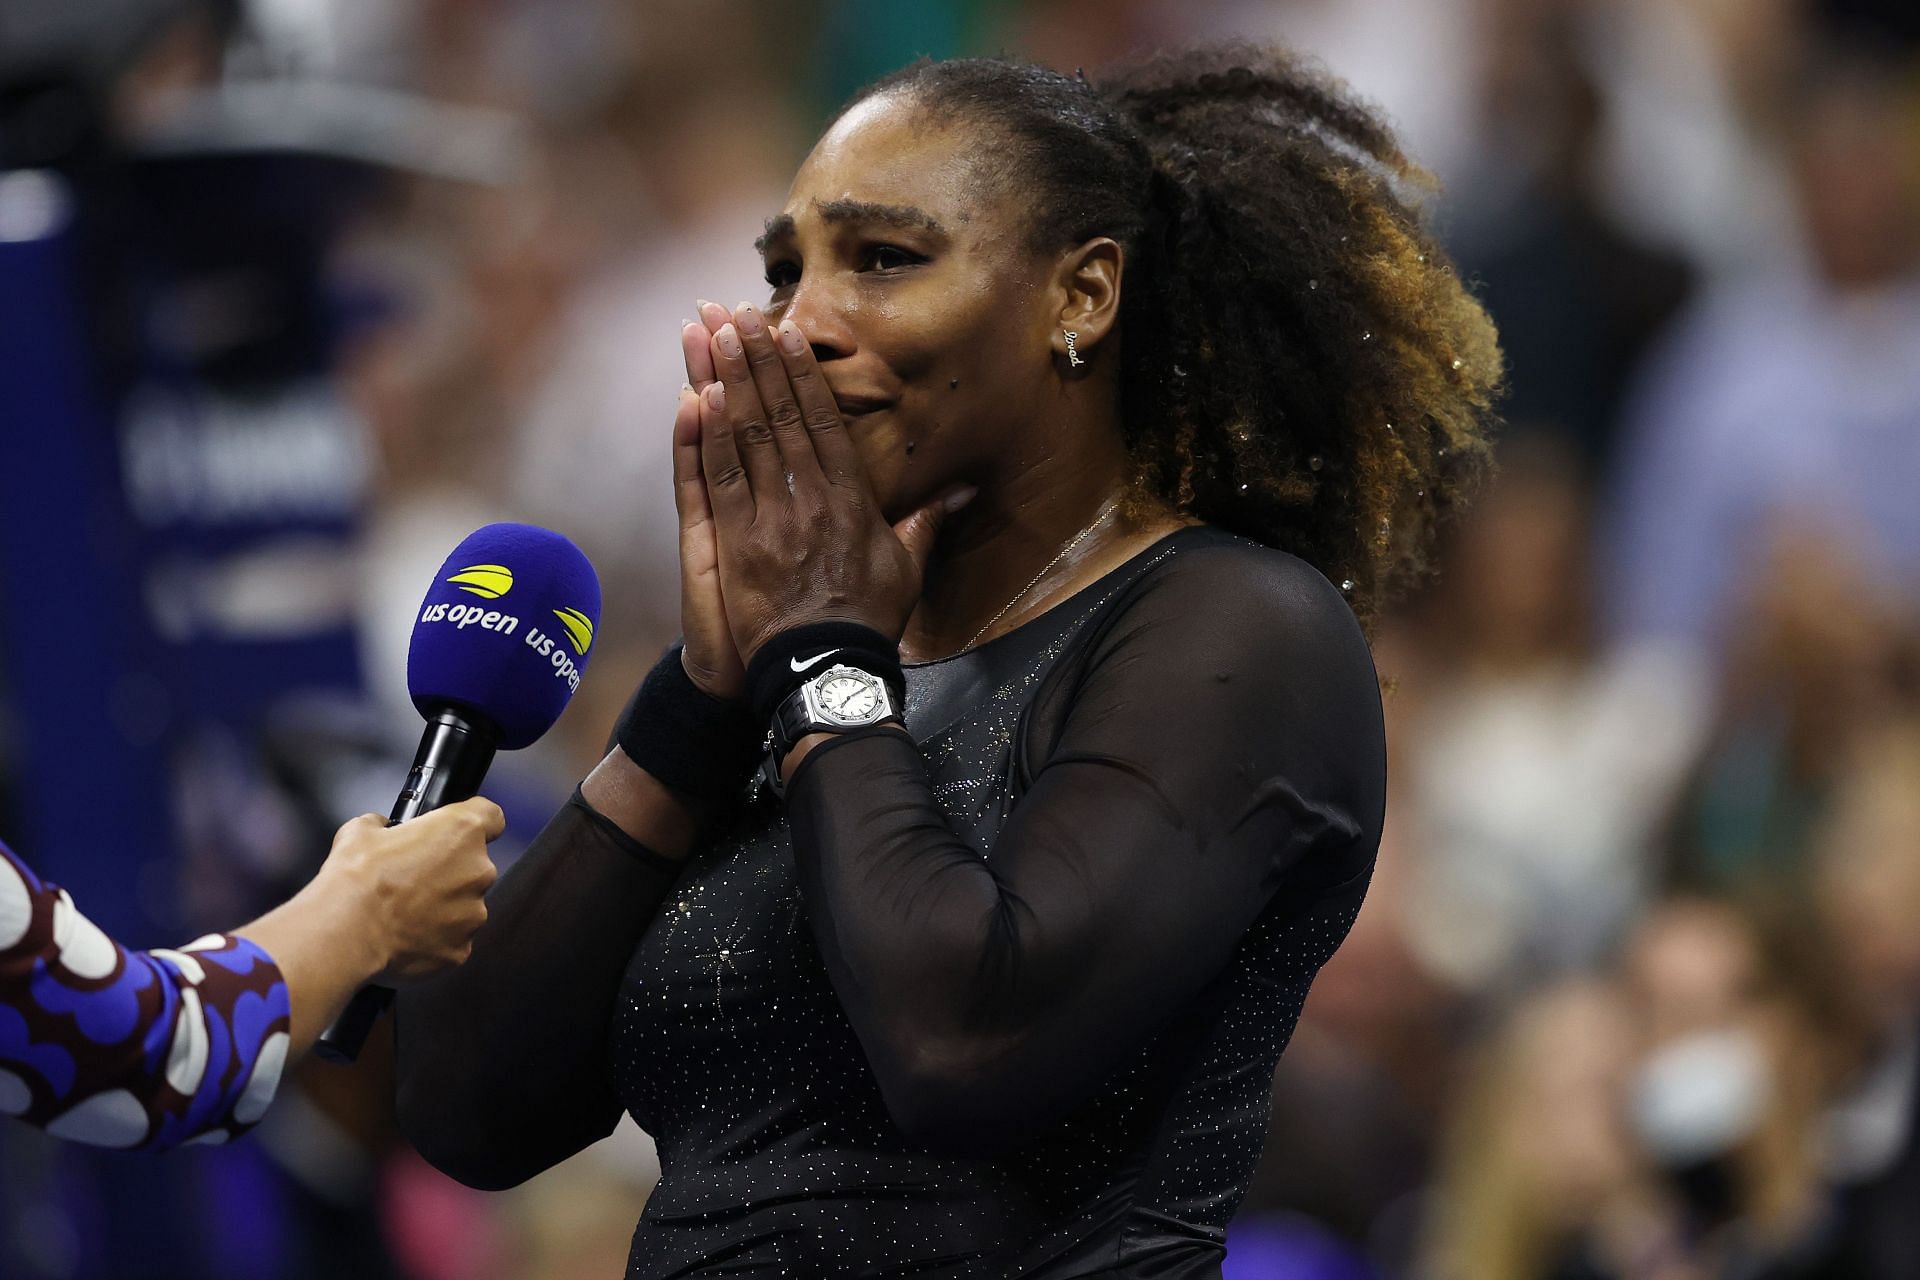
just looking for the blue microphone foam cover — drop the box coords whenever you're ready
[407,524,602,750]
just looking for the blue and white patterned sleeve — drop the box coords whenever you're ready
[0,838,292,1150]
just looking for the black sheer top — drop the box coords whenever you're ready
[396,525,1385,1279]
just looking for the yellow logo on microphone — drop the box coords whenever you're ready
[447,564,514,599]
[552,607,594,656]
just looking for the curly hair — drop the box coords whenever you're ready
[841,44,1503,628]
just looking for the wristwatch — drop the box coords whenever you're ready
[760,664,901,799]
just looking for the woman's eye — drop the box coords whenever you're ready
[764,260,800,289]
[863,244,923,273]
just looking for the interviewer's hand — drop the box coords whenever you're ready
[318,799,505,985]
[237,797,506,1057]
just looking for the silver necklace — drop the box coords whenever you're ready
[957,495,1123,655]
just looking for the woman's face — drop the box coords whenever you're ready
[757,93,1064,520]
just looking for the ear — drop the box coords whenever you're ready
[1049,237,1122,366]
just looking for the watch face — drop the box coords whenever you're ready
[816,670,883,724]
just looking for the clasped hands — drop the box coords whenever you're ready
[672,301,972,703]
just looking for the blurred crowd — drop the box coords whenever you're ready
[1,0,1918,1277]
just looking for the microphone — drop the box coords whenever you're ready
[315,523,601,1063]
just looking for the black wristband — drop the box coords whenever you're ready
[745,621,905,724]
[611,644,763,811]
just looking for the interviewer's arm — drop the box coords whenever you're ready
[0,798,501,1151]
[0,838,290,1150]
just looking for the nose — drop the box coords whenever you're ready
[773,273,856,364]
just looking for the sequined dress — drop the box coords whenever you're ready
[398,525,1384,1278]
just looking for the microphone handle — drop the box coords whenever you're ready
[314,708,497,1064]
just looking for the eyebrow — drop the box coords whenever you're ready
[754,200,948,253]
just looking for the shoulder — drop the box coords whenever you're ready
[1156,526,1351,600]
[1052,526,1381,741]
[1108,527,1370,667]
[1020,526,1385,795]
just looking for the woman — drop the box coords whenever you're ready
[1418,981,1657,1280]
[397,45,1500,1277]
[1,798,502,1150]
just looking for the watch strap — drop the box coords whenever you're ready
[767,666,900,755]
[762,668,900,801]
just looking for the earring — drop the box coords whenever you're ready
[1064,330,1086,368]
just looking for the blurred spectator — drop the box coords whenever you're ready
[1392,440,1708,995]
[1448,1,1693,470]
[1419,980,1664,1280]
[497,0,798,774]
[1806,724,1920,1277]
[500,3,794,586]
[0,0,240,169]
[1603,41,1920,660]
[1201,0,1488,195]
[1618,899,1834,1276]
[1580,0,1804,279]
[1662,529,1914,887]
[1422,900,1841,1280]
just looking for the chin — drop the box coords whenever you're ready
[872,481,915,525]
[869,473,928,526]
[844,414,947,521]
[847,430,904,499]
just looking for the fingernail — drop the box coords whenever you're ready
[778,322,805,353]
[704,382,726,409]
[944,485,978,513]
[736,304,763,335]
[715,325,742,357]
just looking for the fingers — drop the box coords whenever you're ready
[412,796,505,844]
[683,300,733,387]
[338,796,504,984]
[893,485,978,576]
[672,381,749,698]
[731,303,822,488]
[698,379,754,521]
[671,385,712,532]
[771,317,865,490]
[451,795,507,841]
[682,320,716,387]
[708,321,789,506]
[335,812,388,844]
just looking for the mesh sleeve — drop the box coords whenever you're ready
[394,790,682,1189]
[785,544,1385,1152]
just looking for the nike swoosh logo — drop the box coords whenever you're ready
[790,649,843,674]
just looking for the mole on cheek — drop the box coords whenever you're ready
[905,441,917,456]
[949,378,960,389]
